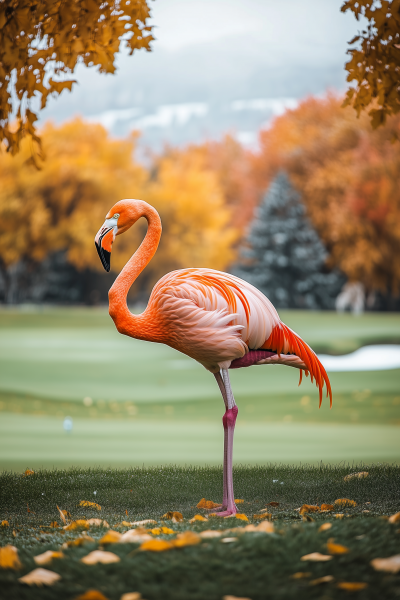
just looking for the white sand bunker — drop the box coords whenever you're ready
[318,345,400,372]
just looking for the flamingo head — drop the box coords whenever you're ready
[94,199,144,272]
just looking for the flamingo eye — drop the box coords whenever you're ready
[113,213,120,219]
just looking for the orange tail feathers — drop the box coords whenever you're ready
[262,322,332,408]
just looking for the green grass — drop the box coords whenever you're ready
[1,465,400,599]
[0,307,399,471]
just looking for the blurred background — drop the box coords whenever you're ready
[0,0,399,471]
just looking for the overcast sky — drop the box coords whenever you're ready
[40,0,363,148]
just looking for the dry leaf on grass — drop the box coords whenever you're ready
[243,521,274,533]
[371,555,400,573]
[99,530,122,544]
[197,498,222,510]
[301,552,333,562]
[334,514,344,519]
[290,572,311,579]
[310,575,334,585]
[221,537,237,543]
[56,506,71,524]
[63,535,95,547]
[234,514,248,521]
[300,505,319,515]
[0,545,22,569]
[334,498,357,507]
[190,515,208,523]
[337,582,368,591]
[87,519,109,528]
[320,504,334,512]
[120,594,143,600]
[173,531,201,547]
[140,539,173,552]
[23,469,35,476]
[129,520,157,526]
[267,502,279,507]
[223,596,252,600]
[19,568,61,586]
[162,511,183,523]
[319,523,332,532]
[50,521,59,528]
[79,501,102,510]
[200,530,223,538]
[253,513,271,520]
[303,515,315,523]
[73,590,110,600]
[1,520,9,527]
[389,512,400,524]
[120,529,152,544]
[234,499,245,504]
[34,551,64,566]
[64,520,89,531]
[327,542,349,555]
[344,472,368,482]
[81,550,120,565]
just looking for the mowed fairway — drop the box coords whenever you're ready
[0,308,399,470]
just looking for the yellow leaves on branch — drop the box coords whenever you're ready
[79,501,101,510]
[19,568,61,586]
[0,0,154,156]
[0,545,22,570]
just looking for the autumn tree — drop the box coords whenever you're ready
[342,0,400,131]
[0,0,153,160]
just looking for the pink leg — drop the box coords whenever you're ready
[213,370,238,516]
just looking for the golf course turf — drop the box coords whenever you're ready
[1,464,400,599]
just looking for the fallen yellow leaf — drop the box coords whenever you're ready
[301,552,333,562]
[87,518,109,528]
[223,596,252,600]
[162,527,175,534]
[1,521,9,527]
[63,535,95,547]
[253,513,271,520]
[79,501,101,510]
[234,499,245,503]
[290,572,311,579]
[344,472,368,482]
[23,469,35,476]
[173,531,201,547]
[267,502,279,507]
[34,551,64,566]
[99,530,122,544]
[129,520,157,526]
[189,514,208,523]
[320,504,334,512]
[310,575,334,585]
[81,551,120,565]
[64,520,89,531]
[243,521,274,533]
[371,555,400,573]
[334,514,344,519]
[235,514,248,521]
[337,582,368,591]
[120,529,152,543]
[120,521,131,527]
[334,498,357,507]
[50,521,59,528]
[120,594,142,600]
[162,511,183,523]
[19,568,61,586]
[327,542,349,555]
[0,545,22,569]
[199,530,224,538]
[73,590,110,600]
[197,498,222,510]
[318,523,332,532]
[57,506,71,525]
[140,539,173,552]
[300,505,319,515]
[389,512,400,524]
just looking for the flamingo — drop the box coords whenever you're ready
[95,199,332,516]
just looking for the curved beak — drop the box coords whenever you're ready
[95,218,118,272]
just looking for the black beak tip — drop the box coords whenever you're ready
[95,241,111,273]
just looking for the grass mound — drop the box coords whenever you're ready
[1,464,400,599]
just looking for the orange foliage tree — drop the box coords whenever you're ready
[250,94,400,300]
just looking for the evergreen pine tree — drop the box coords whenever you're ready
[235,172,343,309]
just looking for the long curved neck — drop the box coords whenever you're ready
[108,202,162,340]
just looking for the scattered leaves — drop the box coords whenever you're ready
[301,552,333,562]
[319,523,332,532]
[310,575,334,585]
[64,520,89,531]
[334,499,357,508]
[337,582,368,591]
[1,521,9,527]
[197,499,222,510]
[34,551,64,566]
[300,505,319,515]
[320,504,334,512]
[81,551,120,565]
[19,568,61,586]
[190,515,208,523]
[140,539,173,552]
[120,529,152,544]
[99,530,122,544]
[327,542,349,555]
[344,471,368,482]
[0,545,22,570]
[79,501,101,511]
[162,511,184,523]
[173,531,201,547]
[370,555,400,574]
[129,520,157,527]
